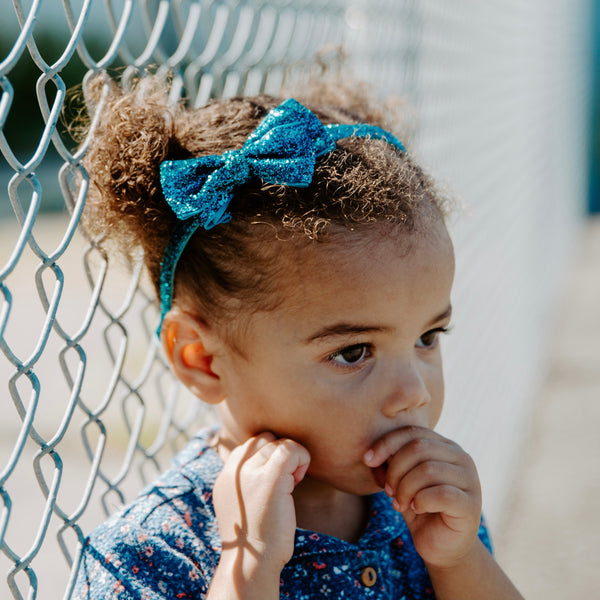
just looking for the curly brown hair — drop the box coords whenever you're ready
[77,74,449,337]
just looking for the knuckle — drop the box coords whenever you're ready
[404,425,422,436]
[407,437,430,456]
[259,440,281,461]
[274,438,296,456]
[420,460,439,479]
[287,441,311,466]
[280,438,302,453]
[436,484,457,503]
[445,437,465,456]
[267,440,298,467]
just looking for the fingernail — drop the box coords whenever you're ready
[384,483,393,497]
[364,449,374,465]
[392,498,402,512]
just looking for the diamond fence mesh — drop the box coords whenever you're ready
[0,1,595,599]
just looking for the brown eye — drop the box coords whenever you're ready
[330,344,370,366]
[416,327,449,349]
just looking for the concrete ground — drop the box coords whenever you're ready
[493,217,600,599]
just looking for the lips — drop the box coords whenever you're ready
[372,461,388,489]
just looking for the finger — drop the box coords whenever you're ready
[364,426,452,468]
[390,461,471,512]
[408,484,473,519]
[256,439,311,490]
[229,432,277,463]
[272,439,311,484]
[249,431,277,450]
[384,437,468,493]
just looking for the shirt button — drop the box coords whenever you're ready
[360,566,377,587]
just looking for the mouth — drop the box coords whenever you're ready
[372,461,388,489]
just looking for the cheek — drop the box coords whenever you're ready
[306,401,374,448]
[428,372,445,428]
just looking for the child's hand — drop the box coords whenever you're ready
[364,426,482,569]
[213,433,310,575]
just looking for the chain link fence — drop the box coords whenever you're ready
[0,1,595,599]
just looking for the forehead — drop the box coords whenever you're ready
[241,221,455,345]
[289,220,452,292]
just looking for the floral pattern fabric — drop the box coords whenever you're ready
[73,428,491,600]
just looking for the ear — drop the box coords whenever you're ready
[161,308,226,405]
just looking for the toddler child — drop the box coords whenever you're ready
[72,75,523,600]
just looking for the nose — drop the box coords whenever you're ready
[381,360,431,417]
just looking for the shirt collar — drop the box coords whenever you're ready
[292,492,408,558]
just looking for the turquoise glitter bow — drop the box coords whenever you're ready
[158,98,405,333]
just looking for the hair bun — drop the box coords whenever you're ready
[79,74,183,263]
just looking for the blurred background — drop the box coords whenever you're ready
[1,1,598,598]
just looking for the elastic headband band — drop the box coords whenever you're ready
[157,98,405,335]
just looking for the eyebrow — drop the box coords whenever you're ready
[433,304,453,324]
[303,324,390,344]
[302,304,453,345]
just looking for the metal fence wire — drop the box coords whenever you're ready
[0,0,594,599]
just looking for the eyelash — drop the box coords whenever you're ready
[327,343,374,368]
[416,326,451,349]
[326,327,451,370]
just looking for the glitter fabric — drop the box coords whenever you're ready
[157,98,406,333]
[326,123,406,152]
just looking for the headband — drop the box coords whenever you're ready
[157,98,405,334]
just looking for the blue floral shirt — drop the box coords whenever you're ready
[73,428,491,599]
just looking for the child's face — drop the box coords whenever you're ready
[213,219,455,496]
